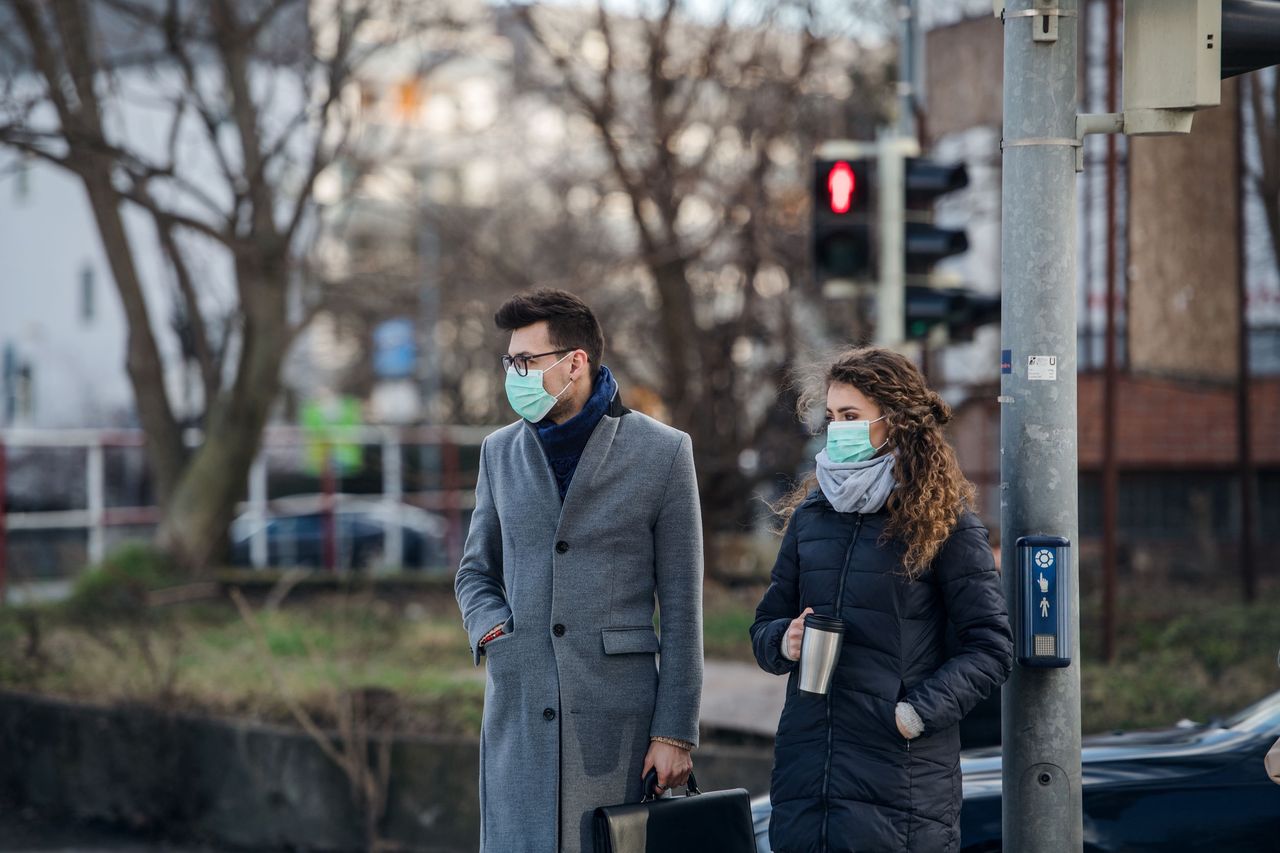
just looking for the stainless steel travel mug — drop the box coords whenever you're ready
[798,613,845,695]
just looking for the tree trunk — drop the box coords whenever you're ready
[79,175,189,504]
[649,254,701,427]
[156,260,292,573]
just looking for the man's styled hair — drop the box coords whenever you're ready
[494,288,605,375]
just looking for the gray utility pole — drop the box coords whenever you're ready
[873,0,917,349]
[999,0,1084,850]
[896,0,920,142]
[873,131,911,348]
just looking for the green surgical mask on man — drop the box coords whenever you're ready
[504,351,575,422]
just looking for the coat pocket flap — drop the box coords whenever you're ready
[601,626,660,655]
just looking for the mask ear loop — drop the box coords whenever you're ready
[548,350,577,400]
[871,414,891,453]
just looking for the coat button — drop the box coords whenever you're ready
[555,541,569,554]
[543,708,556,721]
[553,624,566,637]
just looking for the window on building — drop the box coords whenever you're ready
[1080,471,1240,541]
[2,344,15,426]
[80,265,94,323]
[1249,326,1280,375]
[1259,471,1280,536]
[15,363,33,422]
[14,155,31,203]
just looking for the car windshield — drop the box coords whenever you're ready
[1223,689,1280,732]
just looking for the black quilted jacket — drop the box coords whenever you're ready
[750,489,1013,853]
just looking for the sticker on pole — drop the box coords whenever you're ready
[1001,350,1012,374]
[1027,355,1057,381]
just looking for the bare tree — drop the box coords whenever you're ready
[501,0,891,536]
[0,0,443,573]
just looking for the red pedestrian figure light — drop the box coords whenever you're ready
[827,161,856,214]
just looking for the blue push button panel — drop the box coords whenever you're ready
[1016,535,1071,669]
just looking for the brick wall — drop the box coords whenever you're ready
[1077,373,1279,468]
[952,375,1280,482]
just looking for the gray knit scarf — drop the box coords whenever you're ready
[814,448,898,514]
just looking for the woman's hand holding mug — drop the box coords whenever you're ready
[783,607,815,661]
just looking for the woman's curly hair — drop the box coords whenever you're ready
[774,346,975,579]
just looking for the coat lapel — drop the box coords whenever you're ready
[555,412,621,538]
[516,385,631,538]
[517,420,564,532]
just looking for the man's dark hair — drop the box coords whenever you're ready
[494,288,605,374]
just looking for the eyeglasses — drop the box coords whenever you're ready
[501,349,573,377]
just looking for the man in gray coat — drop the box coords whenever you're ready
[454,288,704,853]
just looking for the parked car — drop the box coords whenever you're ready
[751,689,1280,852]
[228,494,448,571]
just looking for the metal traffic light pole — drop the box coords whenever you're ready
[873,132,910,347]
[874,0,918,349]
[991,1,1280,844]
[999,0,1084,850]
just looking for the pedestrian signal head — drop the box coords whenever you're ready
[827,162,857,214]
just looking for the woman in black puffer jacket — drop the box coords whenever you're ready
[751,347,1013,853]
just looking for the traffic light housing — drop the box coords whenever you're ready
[904,158,970,277]
[1120,0,1280,134]
[812,157,875,284]
[905,287,1001,343]
[813,142,999,345]
[900,158,996,343]
[1221,0,1280,77]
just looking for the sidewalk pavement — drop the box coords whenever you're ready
[701,659,786,738]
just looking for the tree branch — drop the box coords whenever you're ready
[154,210,221,406]
[210,0,278,242]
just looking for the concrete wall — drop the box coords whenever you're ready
[1127,80,1243,383]
[0,690,772,852]
[924,15,1003,140]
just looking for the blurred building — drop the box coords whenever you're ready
[922,9,1280,576]
[307,1,883,428]
[0,1,307,430]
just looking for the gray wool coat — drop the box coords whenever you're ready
[454,389,704,853]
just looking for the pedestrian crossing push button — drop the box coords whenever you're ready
[1016,535,1071,669]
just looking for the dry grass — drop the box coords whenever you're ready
[0,590,484,738]
[704,577,1280,734]
[2,562,1277,740]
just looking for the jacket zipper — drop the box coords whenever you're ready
[820,514,863,853]
[904,737,912,848]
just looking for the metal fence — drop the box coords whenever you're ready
[0,425,490,599]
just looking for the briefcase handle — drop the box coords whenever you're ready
[642,769,702,802]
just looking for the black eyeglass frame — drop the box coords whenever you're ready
[501,348,575,377]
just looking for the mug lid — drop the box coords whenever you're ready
[803,613,845,631]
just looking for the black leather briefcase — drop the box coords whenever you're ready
[592,770,755,853]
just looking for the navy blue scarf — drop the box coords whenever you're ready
[536,365,617,500]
